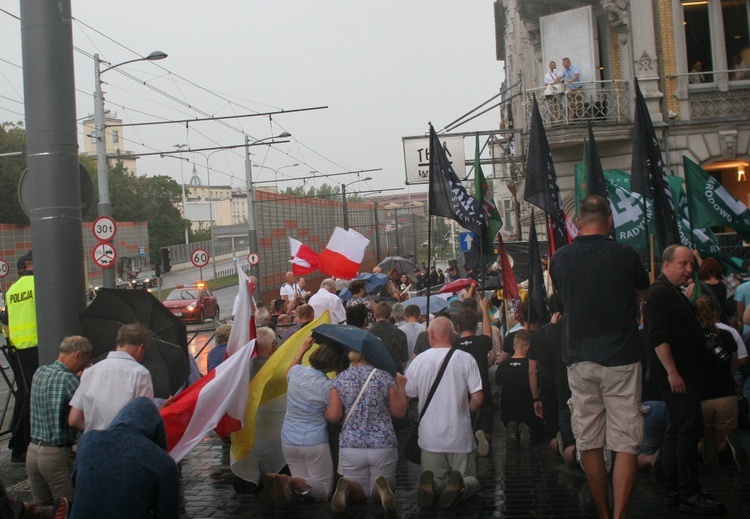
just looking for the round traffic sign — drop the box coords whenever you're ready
[92,216,117,242]
[191,248,210,268]
[92,243,117,268]
[0,260,9,278]
[247,253,259,266]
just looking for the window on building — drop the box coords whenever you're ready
[683,0,750,83]
[112,130,119,143]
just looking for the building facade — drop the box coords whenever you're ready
[80,114,139,174]
[493,0,750,233]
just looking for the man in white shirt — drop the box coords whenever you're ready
[308,278,347,324]
[405,317,483,509]
[69,323,154,433]
[279,271,298,306]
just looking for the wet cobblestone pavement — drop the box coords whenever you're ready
[1,413,748,518]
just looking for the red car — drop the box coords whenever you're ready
[162,284,220,324]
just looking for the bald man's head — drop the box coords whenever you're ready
[428,316,455,348]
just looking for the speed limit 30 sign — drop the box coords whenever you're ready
[191,248,210,268]
[93,216,117,242]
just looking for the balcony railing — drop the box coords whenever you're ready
[525,80,630,129]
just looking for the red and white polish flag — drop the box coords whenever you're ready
[288,237,320,276]
[160,340,255,463]
[318,227,370,280]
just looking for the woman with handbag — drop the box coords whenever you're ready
[264,337,349,510]
[324,348,408,513]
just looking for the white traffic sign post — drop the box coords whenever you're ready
[92,243,117,269]
[0,259,8,297]
[191,248,210,282]
[92,216,117,242]
[247,253,259,266]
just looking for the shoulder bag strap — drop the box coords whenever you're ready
[417,347,457,424]
[342,368,376,427]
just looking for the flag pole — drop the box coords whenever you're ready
[426,214,433,318]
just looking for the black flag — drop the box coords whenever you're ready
[630,79,680,251]
[524,95,569,253]
[586,123,608,199]
[428,124,484,236]
[528,209,550,326]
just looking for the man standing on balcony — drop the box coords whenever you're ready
[561,57,583,120]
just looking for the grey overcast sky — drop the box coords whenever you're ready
[0,1,503,196]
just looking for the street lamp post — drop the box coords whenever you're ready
[253,163,299,193]
[244,132,292,304]
[174,144,189,244]
[341,177,372,229]
[94,51,167,288]
[190,150,225,281]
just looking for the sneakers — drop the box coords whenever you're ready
[331,477,350,514]
[518,423,531,449]
[274,474,291,510]
[505,421,518,449]
[475,430,489,456]
[417,470,434,509]
[438,470,465,509]
[52,497,70,519]
[678,492,726,515]
[702,431,719,469]
[726,433,749,468]
[375,476,396,512]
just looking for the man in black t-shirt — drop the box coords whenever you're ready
[644,245,725,515]
[453,300,496,456]
[496,330,544,448]
[550,196,650,519]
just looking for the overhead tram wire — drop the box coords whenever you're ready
[252,168,383,185]
[5,15,374,188]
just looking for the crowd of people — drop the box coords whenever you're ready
[2,193,750,517]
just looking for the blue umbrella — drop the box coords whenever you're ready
[338,272,390,303]
[357,272,390,294]
[311,324,398,376]
[404,296,449,315]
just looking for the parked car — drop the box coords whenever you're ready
[90,277,130,299]
[130,270,158,289]
[162,284,220,324]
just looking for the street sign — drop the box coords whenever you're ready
[191,248,210,268]
[247,253,259,266]
[92,216,117,241]
[92,243,117,268]
[0,260,9,278]
[138,246,146,258]
[459,232,475,252]
[402,134,466,185]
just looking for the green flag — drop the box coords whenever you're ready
[683,156,750,242]
[474,134,502,260]
[574,165,743,274]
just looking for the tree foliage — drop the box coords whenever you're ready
[0,123,29,224]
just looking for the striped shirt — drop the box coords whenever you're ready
[29,360,79,446]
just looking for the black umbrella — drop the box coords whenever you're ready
[311,324,398,377]
[377,256,417,275]
[79,288,190,398]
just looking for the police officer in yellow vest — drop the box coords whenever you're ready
[3,250,39,462]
